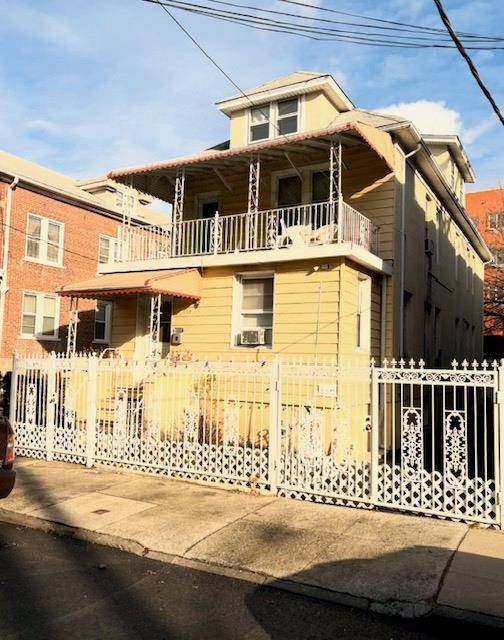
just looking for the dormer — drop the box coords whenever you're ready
[422,135,475,207]
[216,71,354,149]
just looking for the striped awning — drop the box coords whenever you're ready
[58,268,201,300]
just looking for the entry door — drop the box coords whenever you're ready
[198,195,219,253]
[160,298,172,357]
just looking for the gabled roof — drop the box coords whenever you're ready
[217,71,354,115]
[421,134,476,183]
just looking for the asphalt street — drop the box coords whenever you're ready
[0,522,498,640]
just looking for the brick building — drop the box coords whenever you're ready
[466,187,504,358]
[0,150,167,371]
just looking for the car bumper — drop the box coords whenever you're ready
[0,468,15,499]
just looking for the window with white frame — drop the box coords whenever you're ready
[356,275,371,351]
[21,292,59,339]
[94,301,111,343]
[249,105,271,142]
[98,235,116,264]
[234,274,274,347]
[26,214,64,266]
[249,98,299,142]
[488,211,504,231]
[277,98,298,135]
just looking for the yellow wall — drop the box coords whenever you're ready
[228,90,339,149]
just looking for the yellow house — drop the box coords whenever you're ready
[59,71,491,367]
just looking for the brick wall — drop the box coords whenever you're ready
[0,181,122,369]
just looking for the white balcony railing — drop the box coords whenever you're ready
[115,201,379,264]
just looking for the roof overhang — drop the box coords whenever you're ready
[381,122,491,262]
[107,121,395,200]
[216,75,354,115]
[422,134,476,183]
[58,268,202,301]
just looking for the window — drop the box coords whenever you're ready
[250,105,270,142]
[235,275,274,347]
[493,249,504,267]
[488,212,504,231]
[26,214,63,265]
[21,292,59,339]
[356,276,371,351]
[94,301,111,343]
[249,98,299,142]
[98,235,116,264]
[277,98,298,135]
[277,175,302,207]
[311,171,330,203]
[115,190,124,208]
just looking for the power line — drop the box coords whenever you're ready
[432,0,504,126]
[145,0,504,49]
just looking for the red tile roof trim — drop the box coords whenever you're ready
[107,122,394,179]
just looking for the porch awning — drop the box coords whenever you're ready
[58,268,201,300]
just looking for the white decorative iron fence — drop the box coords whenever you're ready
[10,354,504,528]
[113,201,379,263]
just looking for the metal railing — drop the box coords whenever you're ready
[114,201,379,263]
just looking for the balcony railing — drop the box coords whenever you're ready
[114,201,379,264]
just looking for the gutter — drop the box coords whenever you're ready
[0,177,19,357]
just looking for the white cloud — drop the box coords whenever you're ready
[462,117,498,145]
[377,100,462,135]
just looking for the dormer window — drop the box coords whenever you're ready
[277,98,298,135]
[248,98,299,142]
[250,105,270,142]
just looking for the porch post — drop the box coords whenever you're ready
[246,154,260,250]
[329,138,342,243]
[66,296,79,356]
[149,293,162,358]
[173,168,185,255]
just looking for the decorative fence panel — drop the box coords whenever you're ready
[10,354,504,528]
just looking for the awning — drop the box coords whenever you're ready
[58,268,201,300]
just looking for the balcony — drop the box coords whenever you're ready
[112,201,379,266]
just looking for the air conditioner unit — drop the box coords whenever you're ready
[424,238,435,255]
[240,329,266,346]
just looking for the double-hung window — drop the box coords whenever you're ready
[277,98,298,135]
[26,214,64,266]
[250,105,270,142]
[94,301,112,343]
[98,235,116,265]
[21,292,59,339]
[235,275,274,347]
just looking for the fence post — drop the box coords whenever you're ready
[370,361,379,504]
[46,352,57,461]
[86,354,98,468]
[8,353,18,425]
[213,212,220,255]
[497,360,504,530]
[268,356,281,494]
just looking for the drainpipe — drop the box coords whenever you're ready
[398,145,421,358]
[0,177,19,358]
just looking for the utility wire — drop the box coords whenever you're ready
[432,0,504,126]
[145,0,504,49]
[280,0,503,41]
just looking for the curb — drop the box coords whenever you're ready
[0,508,500,628]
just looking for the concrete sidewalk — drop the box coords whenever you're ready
[1,459,504,627]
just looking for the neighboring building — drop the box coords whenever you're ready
[59,71,490,366]
[0,150,168,371]
[466,187,504,358]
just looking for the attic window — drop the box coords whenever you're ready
[250,105,270,142]
[277,98,298,135]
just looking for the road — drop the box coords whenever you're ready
[0,522,498,640]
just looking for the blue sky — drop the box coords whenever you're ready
[0,0,502,191]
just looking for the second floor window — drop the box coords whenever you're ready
[250,105,270,142]
[277,98,298,135]
[488,211,504,231]
[98,235,116,264]
[26,214,64,266]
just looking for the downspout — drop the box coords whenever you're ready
[0,177,19,358]
[399,145,421,358]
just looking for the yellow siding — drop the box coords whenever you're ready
[303,91,339,131]
[110,296,137,358]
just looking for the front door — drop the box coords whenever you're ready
[198,194,219,254]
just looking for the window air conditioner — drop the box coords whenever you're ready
[424,238,435,255]
[240,329,266,346]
